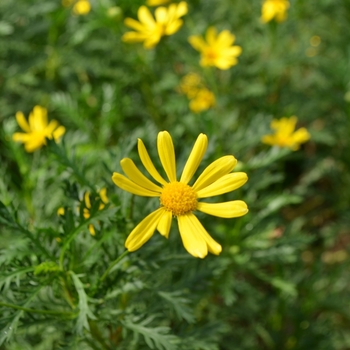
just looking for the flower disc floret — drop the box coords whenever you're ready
[160,182,197,216]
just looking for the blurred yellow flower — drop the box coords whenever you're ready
[261,0,290,23]
[261,116,310,150]
[12,106,65,153]
[83,188,109,236]
[122,2,188,49]
[62,0,91,15]
[178,72,202,98]
[178,73,215,113]
[73,0,91,15]
[146,0,171,5]
[112,131,248,258]
[189,27,242,70]
[189,88,216,113]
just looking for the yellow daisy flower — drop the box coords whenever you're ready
[261,116,310,150]
[178,72,202,99]
[62,0,91,15]
[73,0,91,15]
[261,0,290,23]
[122,2,188,49]
[146,0,171,6]
[12,105,65,153]
[189,88,216,113]
[112,131,248,258]
[188,27,242,70]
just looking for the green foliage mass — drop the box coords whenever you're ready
[1,0,350,349]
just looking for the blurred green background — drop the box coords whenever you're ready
[1,0,350,349]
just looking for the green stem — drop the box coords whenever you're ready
[90,250,129,297]
[0,301,75,318]
[100,250,129,283]
[59,216,99,269]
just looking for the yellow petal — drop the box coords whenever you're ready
[188,35,207,51]
[180,133,208,184]
[124,17,145,32]
[46,119,59,134]
[53,125,65,141]
[165,19,183,35]
[143,35,162,49]
[122,31,148,43]
[178,214,208,258]
[125,208,165,251]
[261,135,276,146]
[223,46,242,57]
[192,155,237,192]
[30,106,48,131]
[205,27,217,45]
[155,7,168,25]
[196,172,248,198]
[157,131,176,182]
[146,0,170,5]
[197,200,248,218]
[84,192,91,208]
[138,139,167,185]
[157,210,172,238]
[112,173,160,197]
[88,224,96,236]
[138,6,156,27]
[120,158,163,193]
[292,127,310,144]
[15,111,31,132]
[178,213,222,257]
[176,1,188,17]
[99,188,108,204]
[23,137,46,152]
[12,132,31,143]
[216,30,235,47]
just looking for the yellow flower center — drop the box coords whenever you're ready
[160,182,197,216]
[205,48,218,62]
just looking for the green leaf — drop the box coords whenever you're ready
[70,271,96,334]
[158,291,195,323]
[122,316,179,350]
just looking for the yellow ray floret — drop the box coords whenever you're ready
[261,116,310,150]
[261,0,290,23]
[189,27,242,70]
[12,105,65,153]
[112,131,249,258]
[122,2,188,49]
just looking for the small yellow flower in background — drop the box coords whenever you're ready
[189,27,242,70]
[112,131,248,258]
[146,0,171,6]
[261,116,310,150]
[12,106,65,153]
[178,72,203,99]
[73,0,91,15]
[57,207,65,216]
[62,0,91,16]
[178,73,215,113]
[122,2,188,49]
[189,88,216,113]
[83,188,109,236]
[261,0,290,23]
